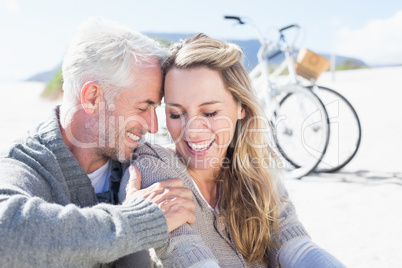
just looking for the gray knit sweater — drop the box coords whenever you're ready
[119,143,310,268]
[0,107,169,268]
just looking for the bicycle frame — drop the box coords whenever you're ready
[225,15,363,177]
[247,23,301,117]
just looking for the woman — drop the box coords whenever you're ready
[119,34,345,268]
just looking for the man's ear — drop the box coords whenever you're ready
[80,81,103,114]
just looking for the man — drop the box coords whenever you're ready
[0,18,196,267]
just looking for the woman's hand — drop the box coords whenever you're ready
[124,165,196,232]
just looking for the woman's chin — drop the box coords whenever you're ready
[176,142,228,170]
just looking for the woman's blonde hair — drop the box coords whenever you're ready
[163,33,282,263]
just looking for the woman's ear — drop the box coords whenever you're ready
[80,81,103,114]
[237,105,246,120]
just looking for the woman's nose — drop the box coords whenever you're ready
[184,116,210,140]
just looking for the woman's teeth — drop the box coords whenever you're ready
[126,132,140,141]
[188,140,214,151]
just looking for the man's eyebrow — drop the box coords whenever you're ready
[141,99,160,106]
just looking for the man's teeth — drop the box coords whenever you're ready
[126,132,140,141]
[188,140,214,151]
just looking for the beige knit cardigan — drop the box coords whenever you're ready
[119,143,309,268]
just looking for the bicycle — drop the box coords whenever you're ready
[303,84,361,173]
[224,15,362,175]
[224,16,330,180]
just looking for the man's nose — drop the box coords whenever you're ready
[146,108,159,134]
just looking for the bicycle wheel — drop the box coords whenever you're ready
[309,85,362,173]
[272,84,330,180]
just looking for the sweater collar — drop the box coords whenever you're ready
[39,106,99,207]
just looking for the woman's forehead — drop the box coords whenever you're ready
[164,68,232,102]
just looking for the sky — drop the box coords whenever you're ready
[1,0,401,81]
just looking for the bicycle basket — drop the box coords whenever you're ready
[295,48,329,81]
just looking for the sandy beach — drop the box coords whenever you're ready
[1,66,402,267]
[287,67,402,268]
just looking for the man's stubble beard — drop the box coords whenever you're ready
[87,111,130,164]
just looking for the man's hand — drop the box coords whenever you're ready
[124,165,196,232]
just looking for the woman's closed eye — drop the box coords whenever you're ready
[169,112,182,119]
[169,110,217,119]
[204,111,217,117]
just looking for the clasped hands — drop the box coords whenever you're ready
[124,166,196,232]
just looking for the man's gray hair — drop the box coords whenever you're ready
[60,17,167,123]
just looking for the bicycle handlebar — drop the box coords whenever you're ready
[224,15,246,24]
[268,50,282,60]
[224,15,300,52]
[279,24,300,33]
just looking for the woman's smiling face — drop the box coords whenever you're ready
[164,67,244,170]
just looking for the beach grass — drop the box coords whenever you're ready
[41,68,63,99]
